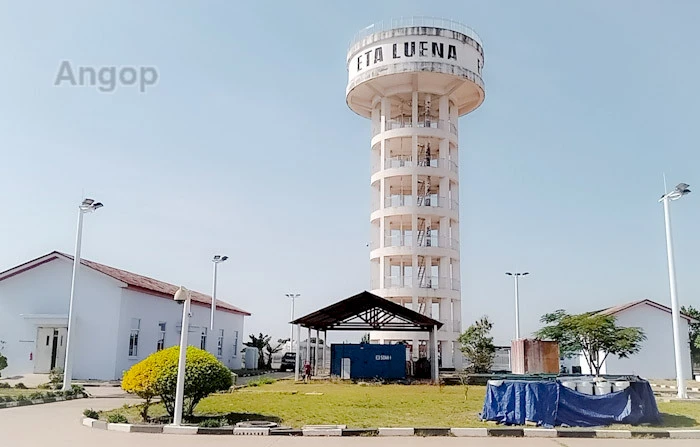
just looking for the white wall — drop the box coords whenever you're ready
[0,258,122,380]
[0,257,246,381]
[114,288,245,379]
[603,305,692,380]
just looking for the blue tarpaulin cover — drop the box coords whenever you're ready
[481,379,661,428]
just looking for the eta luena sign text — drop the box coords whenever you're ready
[355,40,458,72]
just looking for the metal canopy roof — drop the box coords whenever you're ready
[290,291,443,332]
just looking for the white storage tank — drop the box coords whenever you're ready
[612,381,630,392]
[576,381,594,395]
[594,381,612,395]
[244,347,259,370]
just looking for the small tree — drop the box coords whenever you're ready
[244,333,271,370]
[681,305,700,367]
[122,346,232,420]
[0,341,7,378]
[361,333,370,343]
[458,316,496,373]
[535,310,646,376]
[265,339,287,369]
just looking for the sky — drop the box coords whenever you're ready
[1,0,699,347]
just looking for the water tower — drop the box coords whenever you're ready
[346,17,485,369]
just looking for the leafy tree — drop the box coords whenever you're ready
[681,305,700,366]
[535,310,646,376]
[458,316,496,373]
[265,339,288,369]
[244,333,272,370]
[361,333,370,343]
[121,346,232,420]
[0,340,7,378]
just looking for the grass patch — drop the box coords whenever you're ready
[101,380,700,429]
[0,388,38,397]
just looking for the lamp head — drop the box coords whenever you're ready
[213,255,229,263]
[80,198,104,212]
[505,272,513,276]
[174,286,190,303]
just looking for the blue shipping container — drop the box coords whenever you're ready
[331,343,406,380]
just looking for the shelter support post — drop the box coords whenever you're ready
[431,326,439,384]
[314,329,320,376]
[306,327,311,372]
[295,324,301,382]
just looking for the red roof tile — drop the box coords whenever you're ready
[0,251,250,316]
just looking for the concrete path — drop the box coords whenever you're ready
[0,397,698,446]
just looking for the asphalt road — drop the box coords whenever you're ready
[1,394,698,446]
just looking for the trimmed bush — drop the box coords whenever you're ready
[14,382,27,389]
[122,346,232,421]
[198,418,224,427]
[107,413,128,424]
[0,382,10,389]
[83,408,100,419]
[28,391,45,400]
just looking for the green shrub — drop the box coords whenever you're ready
[37,383,52,389]
[122,346,232,420]
[0,382,10,389]
[49,368,64,389]
[28,391,45,400]
[0,340,7,378]
[198,418,223,427]
[14,382,27,389]
[247,377,276,387]
[107,413,128,424]
[16,394,27,401]
[83,409,100,419]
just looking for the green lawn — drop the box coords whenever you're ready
[100,380,700,429]
[0,388,38,397]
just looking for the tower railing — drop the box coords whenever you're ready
[370,275,460,291]
[372,157,458,174]
[383,195,459,212]
[349,16,483,50]
[372,119,458,137]
[369,235,460,250]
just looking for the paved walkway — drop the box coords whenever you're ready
[0,397,698,446]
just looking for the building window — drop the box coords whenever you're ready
[200,327,207,350]
[232,330,239,358]
[157,322,166,351]
[129,318,140,357]
[217,329,224,357]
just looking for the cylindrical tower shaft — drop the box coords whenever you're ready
[346,17,485,370]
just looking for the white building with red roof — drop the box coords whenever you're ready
[0,251,250,381]
[563,299,697,379]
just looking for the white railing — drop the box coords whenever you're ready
[349,16,483,49]
[382,195,459,212]
[373,119,458,137]
[371,276,461,291]
[373,157,458,174]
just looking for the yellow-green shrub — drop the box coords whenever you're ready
[121,346,233,421]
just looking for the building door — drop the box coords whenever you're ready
[34,327,67,373]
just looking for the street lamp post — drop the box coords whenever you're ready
[210,255,228,331]
[659,182,691,399]
[172,286,192,426]
[62,198,103,392]
[505,272,529,340]
[285,293,300,350]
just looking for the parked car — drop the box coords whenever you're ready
[279,352,296,372]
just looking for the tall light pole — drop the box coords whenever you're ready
[210,255,228,331]
[505,272,529,340]
[285,293,300,350]
[172,286,191,426]
[660,182,691,399]
[62,198,103,392]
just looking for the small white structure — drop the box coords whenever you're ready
[574,300,696,379]
[346,17,485,369]
[0,251,250,380]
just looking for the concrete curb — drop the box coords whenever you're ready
[0,394,86,409]
[651,383,700,392]
[80,418,700,439]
